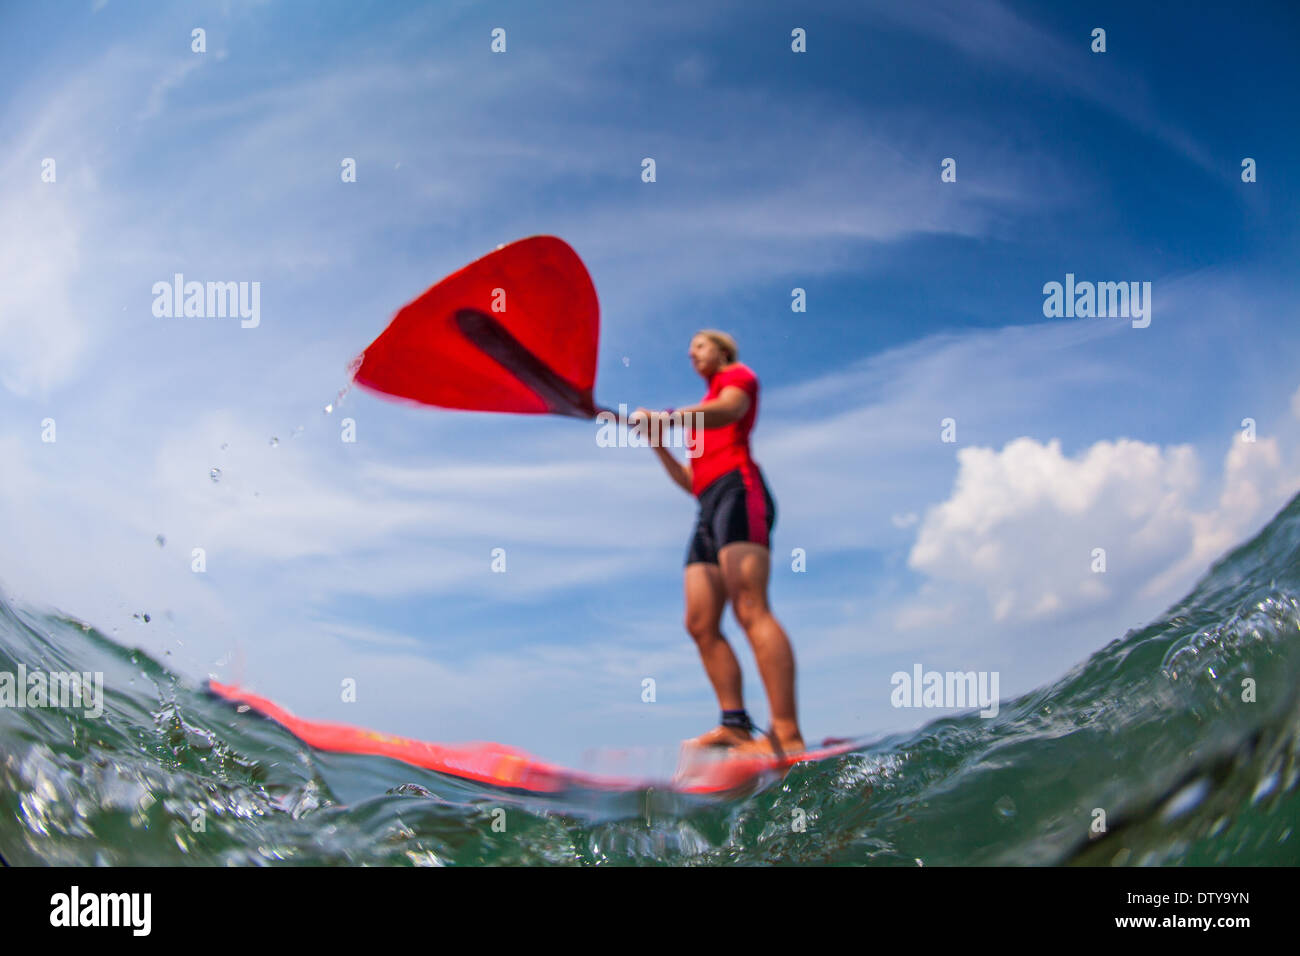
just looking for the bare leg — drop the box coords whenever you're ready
[718,542,804,754]
[682,561,751,747]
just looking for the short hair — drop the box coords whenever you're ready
[695,329,738,363]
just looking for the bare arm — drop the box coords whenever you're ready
[672,385,750,429]
[651,443,693,494]
[633,385,749,494]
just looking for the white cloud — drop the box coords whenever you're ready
[1142,434,1290,599]
[902,433,1298,627]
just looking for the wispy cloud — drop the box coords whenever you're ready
[857,0,1220,171]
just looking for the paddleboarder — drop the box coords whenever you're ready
[634,331,805,758]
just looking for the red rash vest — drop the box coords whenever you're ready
[689,362,761,497]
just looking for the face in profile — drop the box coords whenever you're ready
[689,334,729,379]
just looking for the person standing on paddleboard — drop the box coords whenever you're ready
[633,330,805,758]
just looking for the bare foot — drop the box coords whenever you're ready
[730,733,806,759]
[682,724,752,749]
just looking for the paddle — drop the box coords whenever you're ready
[348,236,608,418]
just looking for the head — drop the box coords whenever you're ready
[689,329,738,378]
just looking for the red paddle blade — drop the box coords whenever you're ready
[350,236,600,418]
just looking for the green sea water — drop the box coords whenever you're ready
[3,492,1299,865]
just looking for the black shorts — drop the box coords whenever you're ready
[685,466,776,566]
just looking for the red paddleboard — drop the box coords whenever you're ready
[205,680,861,796]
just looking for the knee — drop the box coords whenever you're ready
[685,613,721,644]
[731,593,769,630]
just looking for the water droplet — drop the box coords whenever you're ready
[209,467,222,482]
[622,356,630,366]
[268,437,279,447]
[994,795,1017,819]
[155,534,166,548]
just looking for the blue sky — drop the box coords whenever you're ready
[2,0,1299,766]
